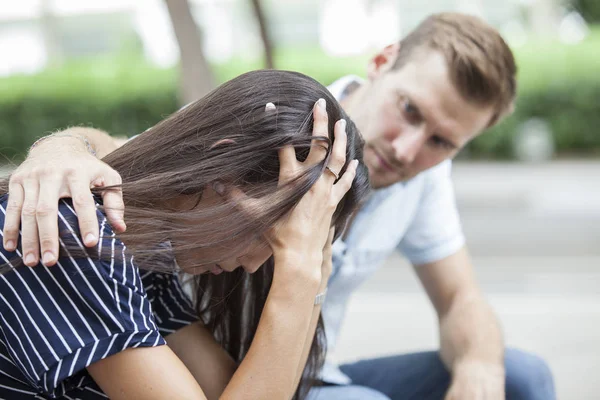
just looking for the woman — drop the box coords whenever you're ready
[0,70,369,399]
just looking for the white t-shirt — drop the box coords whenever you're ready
[321,76,466,384]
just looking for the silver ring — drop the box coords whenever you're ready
[325,166,340,181]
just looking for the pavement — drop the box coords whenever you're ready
[335,161,600,400]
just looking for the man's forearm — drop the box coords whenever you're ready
[32,127,124,159]
[64,127,124,158]
[439,290,504,373]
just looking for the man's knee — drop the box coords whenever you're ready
[308,385,391,400]
[505,348,555,400]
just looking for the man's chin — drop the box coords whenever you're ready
[369,171,412,189]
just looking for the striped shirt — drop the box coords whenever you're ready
[0,195,198,399]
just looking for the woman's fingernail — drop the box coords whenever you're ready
[339,119,347,129]
[4,240,15,251]
[25,253,36,266]
[213,182,225,195]
[85,233,96,246]
[43,251,55,265]
[317,98,326,109]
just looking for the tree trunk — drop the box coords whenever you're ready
[164,0,215,106]
[40,0,64,68]
[249,0,274,69]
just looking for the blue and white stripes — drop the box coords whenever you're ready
[0,195,198,399]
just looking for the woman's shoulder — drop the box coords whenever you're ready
[57,197,116,242]
[0,196,166,398]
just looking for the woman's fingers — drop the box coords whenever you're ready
[304,99,329,165]
[265,102,297,183]
[212,182,262,220]
[322,119,347,183]
[331,160,359,202]
[277,146,297,183]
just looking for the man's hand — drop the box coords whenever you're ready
[445,360,505,400]
[2,133,125,267]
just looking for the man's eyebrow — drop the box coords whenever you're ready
[400,90,462,148]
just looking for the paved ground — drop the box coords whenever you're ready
[335,161,600,400]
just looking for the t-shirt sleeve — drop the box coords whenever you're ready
[0,200,165,397]
[397,160,466,265]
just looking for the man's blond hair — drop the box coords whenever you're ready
[393,13,517,127]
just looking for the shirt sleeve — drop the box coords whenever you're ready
[0,199,165,397]
[397,160,466,265]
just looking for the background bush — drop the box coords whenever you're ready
[1,28,598,161]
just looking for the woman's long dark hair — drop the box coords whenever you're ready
[1,70,369,398]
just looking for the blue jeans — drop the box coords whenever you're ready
[308,348,555,400]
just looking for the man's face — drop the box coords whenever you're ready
[345,47,495,188]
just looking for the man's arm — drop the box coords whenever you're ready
[2,127,127,266]
[55,126,126,158]
[415,246,505,400]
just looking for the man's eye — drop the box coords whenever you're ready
[431,136,455,150]
[401,99,421,124]
[404,101,417,114]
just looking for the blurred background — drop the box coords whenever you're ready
[0,0,598,398]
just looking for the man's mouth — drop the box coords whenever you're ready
[371,146,396,173]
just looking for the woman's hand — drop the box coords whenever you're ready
[320,227,335,287]
[267,98,357,281]
[2,132,125,267]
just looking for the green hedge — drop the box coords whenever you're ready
[467,82,600,158]
[467,28,600,159]
[0,50,370,162]
[574,0,600,23]
[1,30,599,161]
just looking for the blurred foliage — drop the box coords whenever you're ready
[467,26,600,158]
[574,0,600,23]
[0,28,599,161]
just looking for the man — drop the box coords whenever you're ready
[3,12,554,400]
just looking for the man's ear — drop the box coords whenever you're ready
[367,43,401,80]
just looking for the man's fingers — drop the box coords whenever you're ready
[101,173,126,233]
[68,179,100,248]
[305,98,329,165]
[20,179,41,266]
[36,179,62,266]
[2,182,24,252]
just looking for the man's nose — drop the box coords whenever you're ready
[391,126,427,165]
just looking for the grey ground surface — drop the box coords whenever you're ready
[336,161,600,400]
